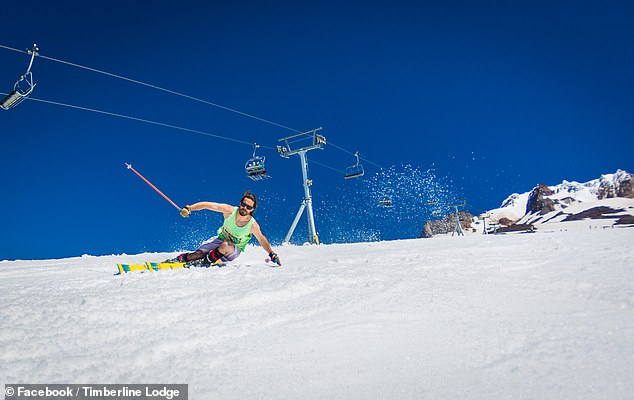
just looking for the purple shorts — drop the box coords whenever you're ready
[197,237,241,261]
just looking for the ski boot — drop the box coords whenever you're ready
[163,253,189,263]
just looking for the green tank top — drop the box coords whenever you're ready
[217,207,254,251]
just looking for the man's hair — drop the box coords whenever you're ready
[241,191,258,212]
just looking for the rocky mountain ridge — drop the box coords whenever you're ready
[491,169,634,230]
[423,169,634,237]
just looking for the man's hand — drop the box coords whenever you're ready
[268,252,282,266]
[180,206,191,218]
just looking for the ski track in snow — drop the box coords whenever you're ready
[1,227,633,399]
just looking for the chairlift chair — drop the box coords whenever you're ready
[245,144,270,181]
[379,196,393,208]
[315,133,327,146]
[1,44,38,111]
[344,151,364,179]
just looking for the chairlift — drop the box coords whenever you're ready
[379,196,393,208]
[315,133,327,146]
[245,144,270,181]
[344,151,364,179]
[1,44,38,111]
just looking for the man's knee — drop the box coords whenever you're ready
[218,240,235,255]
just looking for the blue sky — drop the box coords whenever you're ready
[1,1,632,260]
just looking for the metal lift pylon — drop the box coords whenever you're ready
[277,128,326,245]
[450,200,467,236]
[426,200,467,236]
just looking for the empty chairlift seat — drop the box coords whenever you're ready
[379,196,393,208]
[1,44,38,111]
[0,90,28,110]
[344,151,364,179]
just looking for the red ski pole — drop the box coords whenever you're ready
[125,163,181,211]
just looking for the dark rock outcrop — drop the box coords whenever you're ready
[421,211,473,237]
[526,184,555,215]
[562,206,626,221]
[598,170,633,199]
[498,217,515,227]
[616,215,634,225]
[494,223,535,234]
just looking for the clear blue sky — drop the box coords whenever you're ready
[1,0,632,260]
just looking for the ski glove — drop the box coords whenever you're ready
[180,206,191,218]
[269,252,282,266]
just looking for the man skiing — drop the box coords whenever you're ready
[169,191,281,266]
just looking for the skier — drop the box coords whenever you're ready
[168,191,281,266]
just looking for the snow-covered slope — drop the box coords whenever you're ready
[484,169,634,229]
[1,226,633,399]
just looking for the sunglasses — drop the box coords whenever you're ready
[240,201,255,210]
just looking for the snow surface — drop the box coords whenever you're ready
[1,225,634,399]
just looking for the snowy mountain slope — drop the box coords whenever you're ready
[1,226,633,399]
[484,169,634,228]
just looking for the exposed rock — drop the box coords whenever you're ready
[422,221,434,238]
[540,198,557,215]
[562,206,625,221]
[539,183,553,196]
[421,211,473,237]
[542,211,565,223]
[461,213,473,229]
[498,217,515,227]
[500,193,521,208]
[559,197,576,205]
[495,224,536,234]
[597,170,633,199]
[616,215,634,225]
[616,171,633,198]
[526,184,555,214]
[598,178,616,199]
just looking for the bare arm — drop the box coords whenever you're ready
[187,202,234,218]
[250,220,275,255]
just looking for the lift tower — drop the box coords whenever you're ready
[450,200,467,236]
[426,199,467,236]
[277,128,326,244]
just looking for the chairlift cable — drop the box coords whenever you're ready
[0,43,301,134]
[2,92,349,175]
[311,160,345,174]
[0,43,25,55]
[1,43,386,171]
[359,157,385,170]
[16,94,265,148]
[327,140,386,170]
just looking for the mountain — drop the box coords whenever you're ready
[483,169,634,232]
